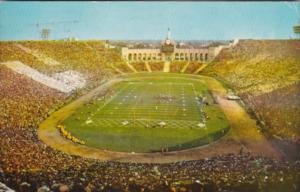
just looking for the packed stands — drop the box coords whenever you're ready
[170,61,185,73]
[203,40,300,94]
[148,61,164,72]
[0,41,130,89]
[184,61,202,74]
[0,42,47,72]
[203,40,300,159]
[1,40,300,191]
[0,65,67,130]
[1,153,299,192]
[242,83,300,140]
[130,61,148,72]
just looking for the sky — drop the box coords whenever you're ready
[0,1,299,40]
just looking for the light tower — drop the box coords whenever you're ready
[32,20,79,40]
[161,28,175,62]
[165,28,173,45]
[294,18,300,38]
[167,27,171,40]
[284,2,300,38]
[40,28,51,40]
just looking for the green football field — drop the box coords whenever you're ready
[63,73,230,152]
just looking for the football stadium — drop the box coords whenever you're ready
[0,2,300,192]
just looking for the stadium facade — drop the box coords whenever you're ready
[122,29,237,62]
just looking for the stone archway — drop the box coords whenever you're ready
[175,53,179,60]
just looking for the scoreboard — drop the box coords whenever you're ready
[161,40,175,54]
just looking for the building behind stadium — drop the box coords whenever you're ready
[121,28,238,63]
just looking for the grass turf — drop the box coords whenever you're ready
[63,73,230,153]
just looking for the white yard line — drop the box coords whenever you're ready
[168,83,183,120]
[191,83,204,121]
[93,82,200,123]
[131,84,145,127]
[145,83,155,122]
[165,83,171,118]
[94,83,131,113]
[191,82,211,143]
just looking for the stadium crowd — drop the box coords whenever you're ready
[0,65,299,192]
[241,82,300,142]
[1,153,300,192]
[1,40,300,191]
[203,40,300,147]
[0,41,130,88]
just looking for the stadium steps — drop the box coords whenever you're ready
[110,64,125,74]
[1,61,74,93]
[83,42,127,74]
[145,62,152,72]
[193,63,208,74]
[180,62,190,73]
[0,182,14,192]
[125,61,138,73]
[14,43,61,66]
[83,42,119,74]
[163,61,170,72]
